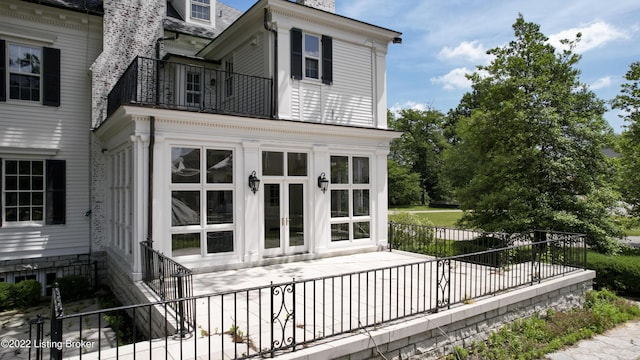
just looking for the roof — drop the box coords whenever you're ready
[20,0,103,15]
[164,1,242,39]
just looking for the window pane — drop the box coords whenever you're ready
[354,222,370,239]
[331,189,349,217]
[207,190,233,224]
[5,161,17,174]
[353,189,370,216]
[172,191,200,226]
[331,223,349,242]
[287,153,307,176]
[9,74,40,101]
[305,58,318,79]
[207,231,234,253]
[353,157,369,184]
[304,35,319,57]
[172,147,201,183]
[207,149,233,183]
[9,45,41,74]
[330,156,348,184]
[172,233,201,256]
[262,151,283,176]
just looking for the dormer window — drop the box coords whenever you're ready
[191,0,211,21]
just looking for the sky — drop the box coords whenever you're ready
[222,0,640,133]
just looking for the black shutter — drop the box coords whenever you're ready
[291,28,303,80]
[42,47,60,107]
[322,35,333,85]
[0,40,5,102]
[46,160,65,225]
[0,158,2,227]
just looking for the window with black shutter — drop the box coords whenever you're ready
[0,41,6,102]
[46,159,66,225]
[42,47,60,107]
[290,28,303,80]
[1,40,60,106]
[322,35,333,85]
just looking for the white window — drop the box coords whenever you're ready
[8,44,41,101]
[186,70,201,106]
[330,156,371,242]
[171,147,234,256]
[304,34,320,79]
[3,160,44,223]
[191,0,210,21]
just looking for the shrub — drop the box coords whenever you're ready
[14,280,42,309]
[0,282,15,311]
[56,275,92,301]
[587,249,640,297]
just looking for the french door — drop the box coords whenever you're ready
[263,181,307,256]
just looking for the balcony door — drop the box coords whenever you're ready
[263,181,307,256]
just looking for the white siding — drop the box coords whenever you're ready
[289,39,374,127]
[0,4,102,261]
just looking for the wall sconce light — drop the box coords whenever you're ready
[248,171,260,194]
[317,172,329,193]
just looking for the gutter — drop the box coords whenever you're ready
[264,8,278,118]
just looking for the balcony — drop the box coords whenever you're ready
[107,56,273,119]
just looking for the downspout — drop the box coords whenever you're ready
[264,8,278,118]
[147,116,155,244]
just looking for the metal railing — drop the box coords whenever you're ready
[48,230,586,359]
[107,56,273,118]
[140,240,195,334]
[0,260,97,296]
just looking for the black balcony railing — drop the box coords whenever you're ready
[107,56,273,119]
[140,240,195,334]
[45,227,587,359]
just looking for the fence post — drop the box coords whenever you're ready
[50,283,63,360]
[174,271,188,337]
[29,314,46,360]
[388,222,394,252]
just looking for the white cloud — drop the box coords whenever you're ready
[548,21,628,53]
[590,76,613,90]
[438,41,492,64]
[431,68,473,90]
[389,101,430,116]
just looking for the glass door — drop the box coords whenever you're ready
[263,182,306,256]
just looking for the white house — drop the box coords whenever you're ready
[0,0,401,293]
[0,0,102,289]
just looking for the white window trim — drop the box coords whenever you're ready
[303,33,321,80]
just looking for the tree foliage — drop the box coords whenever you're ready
[388,108,451,203]
[444,15,621,252]
[387,159,422,206]
[612,61,640,217]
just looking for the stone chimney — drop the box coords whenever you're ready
[296,0,335,13]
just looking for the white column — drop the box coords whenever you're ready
[130,134,149,279]
[375,146,390,247]
[243,140,261,262]
[313,144,330,252]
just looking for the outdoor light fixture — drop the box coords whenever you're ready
[317,172,329,193]
[248,171,260,194]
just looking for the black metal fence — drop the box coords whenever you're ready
[46,228,586,359]
[140,240,195,335]
[0,260,97,296]
[107,56,273,118]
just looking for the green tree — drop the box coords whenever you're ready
[445,15,621,252]
[389,108,451,203]
[387,159,421,206]
[612,62,640,217]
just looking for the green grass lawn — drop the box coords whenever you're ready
[389,207,463,227]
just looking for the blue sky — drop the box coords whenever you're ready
[223,0,640,133]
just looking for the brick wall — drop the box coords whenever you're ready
[296,0,335,13]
